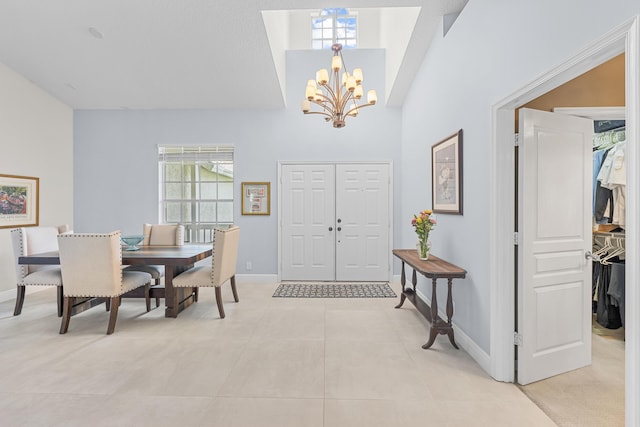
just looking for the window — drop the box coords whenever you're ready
[158,145,234,243]
[311,8,357,50]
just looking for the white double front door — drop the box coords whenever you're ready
[280,163,391,282]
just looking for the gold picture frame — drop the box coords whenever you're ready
[0,173,39,228]
[431,130,463,214]
[241,182,271,215]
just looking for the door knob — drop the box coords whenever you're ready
[337,227,342,231]
[585,251,600,262]
[328,227,333,231]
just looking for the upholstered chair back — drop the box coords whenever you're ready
[58,232,132,297]
[142,223,184,246]
[211,226,240,287]
[11,225,70,277]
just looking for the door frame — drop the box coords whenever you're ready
[277,160,394,283]
[489,16,639,426]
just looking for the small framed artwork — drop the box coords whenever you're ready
[241,182,271,215]
[0,174,39,228]
[431,130,463,214]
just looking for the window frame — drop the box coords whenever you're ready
[311,8,358,50]
[158,145,234,243]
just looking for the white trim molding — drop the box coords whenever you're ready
[490,16,639,427]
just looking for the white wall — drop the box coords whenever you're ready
[73,48,402,277]
[400,0,640,354]
[0,62,73,295]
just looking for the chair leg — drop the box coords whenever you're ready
[107,296,120,335]
[59,296,74,334]
[145,284,151,313]
[230,276,239,302]
[13,286,26,316]
[194,287,199,302]
[215,287,225,319]
[105,298,111,311]
[57,286,64,317]
[153,278,161,308]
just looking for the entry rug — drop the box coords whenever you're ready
[273,282,396,298]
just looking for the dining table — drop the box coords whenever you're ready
[18,244,212,318]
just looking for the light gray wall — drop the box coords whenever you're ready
[400,0,640,353]
[74,48,402,276]
[0,63,73,294]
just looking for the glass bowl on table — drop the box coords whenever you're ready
[121,235,144,251]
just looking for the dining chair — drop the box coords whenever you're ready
[172,226,240,318]
[124,223,184,307]
[11,225,71,317]
[57,231,152,335]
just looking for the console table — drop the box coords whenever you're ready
[393,249,467,349]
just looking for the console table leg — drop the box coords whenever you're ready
[446,278,459,349]
[422,277,439,349]
[395,261,407,308]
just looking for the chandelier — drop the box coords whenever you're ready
[301,43,377,128]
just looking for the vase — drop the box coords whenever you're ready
[416,239,431,260]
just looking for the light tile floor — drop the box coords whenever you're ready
[0,282,557,427]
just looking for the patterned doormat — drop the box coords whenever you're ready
[273,282,396,298]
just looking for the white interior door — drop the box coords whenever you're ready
[335,164,390,281]
[517,108,594,385]
[281,164,335,281]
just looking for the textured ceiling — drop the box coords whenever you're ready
[0,0,467,110]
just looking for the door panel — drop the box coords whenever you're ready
[281,164,335,281]
[518,108,593,385]
[336,164,390,281]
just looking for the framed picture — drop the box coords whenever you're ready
[241,182,271,215]
[0,174,39,228]
[431,130,463,214]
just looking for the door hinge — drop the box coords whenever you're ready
[514,332,523,346]
[513,232,519,245]
[514,133,520,146]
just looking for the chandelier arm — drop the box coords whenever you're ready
[338,90,355,113]
[303,111,334,119]
[338,90,357,111]
[344,102,374,117]
[310,99,337,115]
[319,82,339,106]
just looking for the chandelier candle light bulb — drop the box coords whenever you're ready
[301,43,377,128]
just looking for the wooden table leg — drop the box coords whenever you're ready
[422,277,439,349]
[165,265,198,318]
[446,278,459,349]
[165,266,178,318]
[395,261,407,308]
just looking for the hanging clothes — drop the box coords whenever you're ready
[593,146,614,223]
[594,261,622,329]
[594,130,627,228]
[607,262,625,327]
